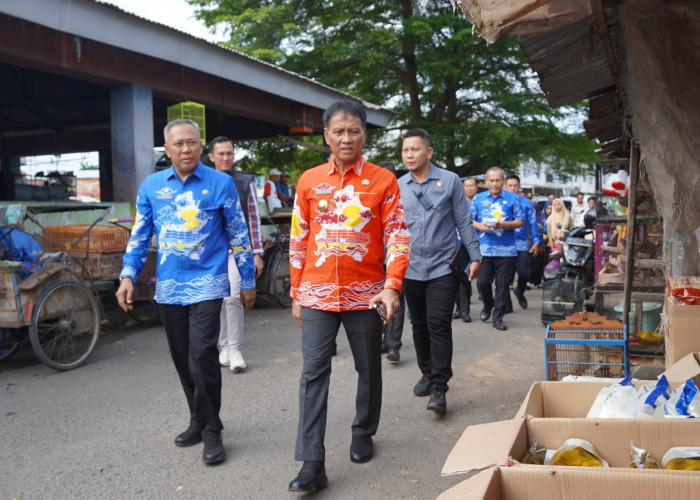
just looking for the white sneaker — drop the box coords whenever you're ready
[229,350,246,373]
[219,348,230,367]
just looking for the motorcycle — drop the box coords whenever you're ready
[541,208,596,325]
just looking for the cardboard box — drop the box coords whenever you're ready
[442,417,700,477]
[660,351,700,387]
[438,466,700,500]
[664,297,700,367]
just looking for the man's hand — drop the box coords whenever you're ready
[292,302,302,327]
[115,278,134,312]
[254,254,264,278]
[240,290,256,311]
[468,262,481,281]
[369,288,400,325]
[529,243,540,256]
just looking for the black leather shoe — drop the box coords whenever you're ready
[350,435,374,463]
[413,373,431,396]
[427,387,447,414]
[174,425,202,447]
[493,320,508,331]
[288,462,328,492]
[514,292,528,309]
[202,430,226,464]
[386,350,400,363]
[452,311,461,319]
[479,309,491,322]
[461,312,471,323]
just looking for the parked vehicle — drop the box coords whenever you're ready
[541,208,596,325]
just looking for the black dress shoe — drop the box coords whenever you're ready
[479,309,491,322]
[350,435,374,463]
[493,320,508,331]
[427,387,447,414]
[514,292,528,309]
[413,373,431,396]
[174,425,202,447]
[289,461,328,492]
[452,311,461,319]
[461,312,471,323]
[386,350,400,363]
[202,430,226,464]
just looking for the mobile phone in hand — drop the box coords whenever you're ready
[373,302,387,322]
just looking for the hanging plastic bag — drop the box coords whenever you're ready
[587,373,638,418]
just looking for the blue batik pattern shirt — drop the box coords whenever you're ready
[471,189,525,257]
[514,195,541,252]
[120,162,255,305]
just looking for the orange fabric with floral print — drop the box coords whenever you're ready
[290,158,410,311]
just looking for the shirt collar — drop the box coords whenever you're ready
[328,157,364,176]
[166,161,206,181]
[404,162,440,184]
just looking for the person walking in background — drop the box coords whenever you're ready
[453,176,479,322]
[504,174,541,310]
[399,129,481,415]
[116,119,255,465]
[376,160,406,364]
[571,192,588,227]
[546,198,573,252]
[528,198,549,287]
[208,136,265,372]
[264,168,283,212]
[471,167,524,331]
[276,171,294,207]
[288,100,410,493]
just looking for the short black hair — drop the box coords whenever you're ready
[506,174,521,183]
[577,192,584,197]
[588,196,597,202]
[208,136,234,150]
[403,128,432,147]
[323,100,367,128]
[376,161,396,173]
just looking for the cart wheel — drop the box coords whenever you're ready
[29,279,101,371]
[0,329,21,361]
[270,250,293,308]
[127,300,160,325]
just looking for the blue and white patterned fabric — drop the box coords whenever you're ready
[120,162,254,305]
[471,189,525,257]
[514,195,541,252]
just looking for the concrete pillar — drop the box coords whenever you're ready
[0,156,20,200]
[110,84,153,203]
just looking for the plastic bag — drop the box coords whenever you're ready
[543,258,560,280]
[630,441,661,469]
[634,376,670,418]
[545,438,609,467]
[587,374,638,418]
[664,379,698,418]
[662,447,700,470]
[521,440,547,465]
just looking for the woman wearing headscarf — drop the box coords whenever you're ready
[546,198,573,252]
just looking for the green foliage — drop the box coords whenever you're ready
[189,0,598,177]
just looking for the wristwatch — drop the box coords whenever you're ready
[474,257,483,264]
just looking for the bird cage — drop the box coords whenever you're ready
[167,101,206,143]
[545,311,628,381]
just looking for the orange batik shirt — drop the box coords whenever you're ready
[290,158,411,311]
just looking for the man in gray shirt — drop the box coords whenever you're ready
[399,128,481,414]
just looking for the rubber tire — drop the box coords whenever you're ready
[270,250,293,308]
[29,279,100,371]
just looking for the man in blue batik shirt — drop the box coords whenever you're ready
[116,119,255,466]
[504,174,541,310]
[471,167,525,331]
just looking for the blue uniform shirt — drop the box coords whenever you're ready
[120,162,255,305]
[514,195,541,252]
[471,189,525,257]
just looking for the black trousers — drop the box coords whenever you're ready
[404,273,459,392]
[382,290,405,352]
[513,250,531,296]
[477,256,517,323]
[295,308,382,462]
[455,280,472,315]
[159,299,224,432]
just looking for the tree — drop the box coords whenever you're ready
[189,0,598,177]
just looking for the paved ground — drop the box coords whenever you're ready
[2,290,550,499]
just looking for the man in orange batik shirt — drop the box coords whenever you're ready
[287,100,410,493]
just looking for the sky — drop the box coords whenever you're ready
[24,0,224,175]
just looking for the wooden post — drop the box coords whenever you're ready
[623,143,639,373]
